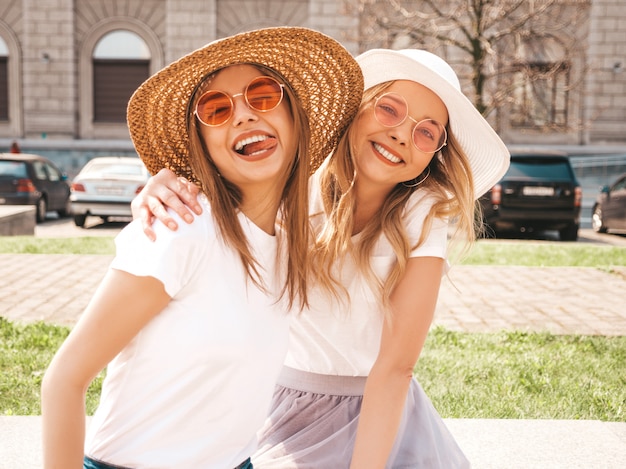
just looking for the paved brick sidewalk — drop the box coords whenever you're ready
[436,264,626,336]
[0,254,111,326]
[1,253,626,336]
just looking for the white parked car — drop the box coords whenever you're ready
[70,156,150,227]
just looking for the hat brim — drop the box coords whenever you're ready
[357,49,509,199]
[128,27,364,182]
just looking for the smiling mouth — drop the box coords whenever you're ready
[234,134,277,156]
[373,142,402,164]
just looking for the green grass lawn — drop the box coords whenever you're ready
[0,236,115,255]
[0,318,103,416]
[463,241,626,267]
[416,327,625,421]
[2,318,624,420]
[1,237,625,419]
[2,235,625,266]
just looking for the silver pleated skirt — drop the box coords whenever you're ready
[252,366,470,468]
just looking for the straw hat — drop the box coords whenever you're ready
[127,27,364,182]
[356,49,510,199]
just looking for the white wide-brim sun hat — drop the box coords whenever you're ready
[356,49,510,199]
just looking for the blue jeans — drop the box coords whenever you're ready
[83,456,129,469]
[237,459,253,469]
[83,455,253,468]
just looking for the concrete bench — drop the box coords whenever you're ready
[0,206,36,236]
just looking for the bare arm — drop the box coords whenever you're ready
[131,168,202,241]
[349,256,445,469]
[41,269,170,468]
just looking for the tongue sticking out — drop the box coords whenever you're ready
[241,137,277,156]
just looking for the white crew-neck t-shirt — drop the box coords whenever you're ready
[284,182,448,377]
[85,195,289,469]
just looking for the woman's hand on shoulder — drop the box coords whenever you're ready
[131,168,203,241]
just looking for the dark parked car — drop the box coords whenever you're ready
[479,150,582,241]
[591,172,626,234]
[0,153,71,222]
[70,156,151,227]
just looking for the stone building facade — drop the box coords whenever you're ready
[0,0,624,175]
[585,0,626,143]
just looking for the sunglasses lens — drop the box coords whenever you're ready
[245,77,284,112]
[374,94,407,127]
[413,119,447,153]
[196,91,232,126]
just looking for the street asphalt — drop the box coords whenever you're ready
[0,218,625,468]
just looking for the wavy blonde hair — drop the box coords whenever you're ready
[187,65,312,311]
[312,82,479,309]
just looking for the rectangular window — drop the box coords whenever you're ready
[93,59,149,123]
[510,62,570,129]
[0,57,8,121]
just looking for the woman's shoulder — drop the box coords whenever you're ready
[162,194,217,236]
[403,189,449,234]
[404,189,438,216]
[168,194,215,237]
[111,195,218,296]
[118,194,217,249]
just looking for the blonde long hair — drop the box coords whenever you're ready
[312,82,478,309]
[187,66,312,311]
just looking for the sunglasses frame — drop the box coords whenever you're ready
[195,76,285,127]
[373,92,448,153]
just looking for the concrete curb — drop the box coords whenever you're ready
[1,417,625,469]
[0,206,35,236]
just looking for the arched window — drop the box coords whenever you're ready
[92,30,150,123]
[0,37,8,121]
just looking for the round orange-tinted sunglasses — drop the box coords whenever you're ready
[195,76,285,127]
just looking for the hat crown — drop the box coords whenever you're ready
[396,49,461,91]
[357,48,461,92]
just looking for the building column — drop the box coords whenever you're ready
[309,0,359,56]
[22,0,76,139]
[166,0,217,64]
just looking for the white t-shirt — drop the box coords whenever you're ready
[284,183,448,376]
[85,195,290,469]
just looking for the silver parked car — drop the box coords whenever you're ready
[70,156,151,227]
[591,172,626,234]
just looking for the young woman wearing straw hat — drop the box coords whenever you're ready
[131,48,510,468]
[40,27,362,469]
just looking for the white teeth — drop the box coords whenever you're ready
[235,134,268,151]
[373,143,401,163]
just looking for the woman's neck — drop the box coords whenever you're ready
[352,181,393,235]
[239,187,282,235]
